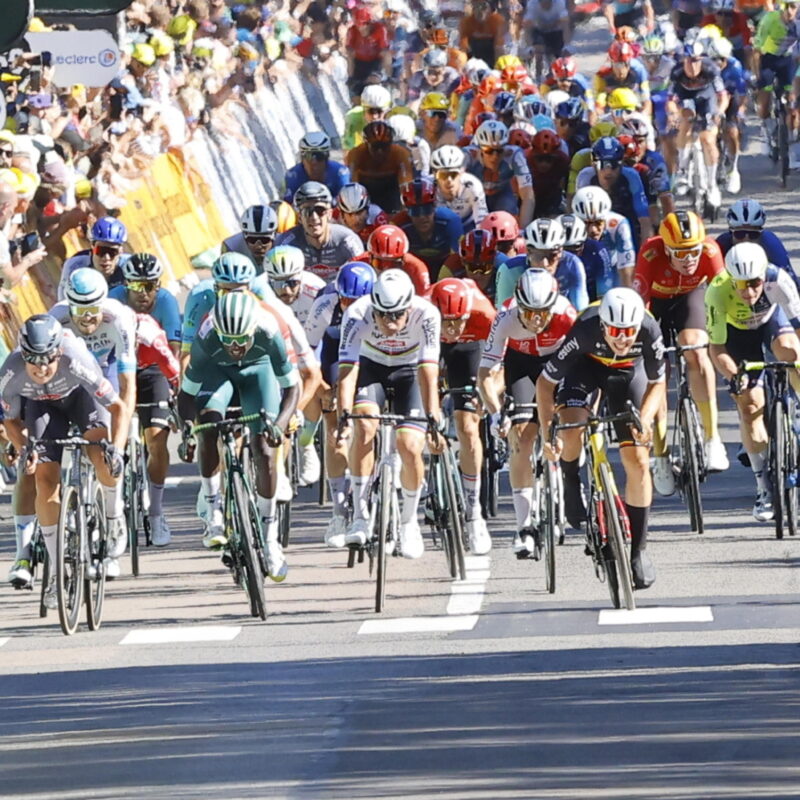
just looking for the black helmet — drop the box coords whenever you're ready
[19,314,64,362]
[293,181,333,208]
[123,252,163,281]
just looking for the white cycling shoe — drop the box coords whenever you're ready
[266,540,288,583]
[753,490,774,522]
[325,515,348,548]
[705,437,729,473]
[726,169,741,194]
[202,507,227,549]
[467,518,492,555]
[399,519,424,559]
[652,455,676,497]
[7,559,32,587]
[150,515,171,547]
[106,517,127,558]
[43,576,57,610]
[345,518,371,547]
[298,443,321,486]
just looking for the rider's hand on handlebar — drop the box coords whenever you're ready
[104,443,124,478]
[631,418,653,446]
[264,421,284,448]
[335,413,352,445]
[23,446,38,475]
[426,414,445,455]
[490,411,511,439]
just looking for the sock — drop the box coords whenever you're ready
[626,504,649,552]
[328,475,348,517]
[351,475,371,520]
[13,515,36,561]
[201,474,221,507]
[400,485,422,524]
[731,151,739,170]
[42,524,57,566]
[257,494,277,541]
[103,483,124,519]
[511,486,534,529]
[697,399,718,441]
[706,162,718,190]
[298,417,319,448]
[149,483,165,518]
[678,144,691,171]
[461,471,481,521]
[653,416,669,457]
[749,450,769,493]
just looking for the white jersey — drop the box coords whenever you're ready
[305,289,339,349]
[436,172,489,230]
[339,294,441,368]
[253,270,324,326]
[523,0,568,31]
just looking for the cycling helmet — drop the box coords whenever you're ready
[213,291,259,338]
[555,97,584,121]
[531,129,562,156]
[545,89,570,110]
[508,128,533,149]
[123,252,163,281]
[353,6,373,25]
[420,92,450,112]
[641,34,665,56]
[431,278,474,319]
[460,228,495,263]
[683,40,705,58]
[363,120,394,144]
[479,211,519,242]
[240,204,278,236]
[608,87,638,111]
[572,186,613,221]
[19,314,63,358]
[298,131,331,156]
[429,27,449,46]
[336,262,376,299]
[388,114,417,143]
[659,211,705,249]
[501,63,530,87]
[592,136,625,162]
[423,49,448,69]
[495,54,523,71]
[493,91,517,115]
[608,41,635,63]
[361,84,392,110]
[727,198,767,229]
[725,242,768,281]
[615,25,638,44]
[532,113,556,132]
[431,145,465,171]
[466,58,490,86]
[514,96,552,122]
[618,134,639,160]
[621,115,650,138]
[599,287,645,328]
[66,268,108,306]
[475,119,509,148]
[475,111,498,127]
[337,183,370,214]
[368,224,409,258]
[400,177,436,208]
[90,216,127,245]
[551,56,577,80]
[589,121,619,143]
[270,200,297,232]
[265,245,305,279]
[707,37,733,60]
[419,8,442,29]
[293,181,332,208]
[515,268,559,310]
[524,218,566,250]
[371,268,414,312]
[477,73,500,98]
[558,214,587,248]
[212,252,256,285]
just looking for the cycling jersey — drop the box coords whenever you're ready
[720,56,748,97]
[669,59,725,98]
[754,9,794,55]
[58,252,125,301]
[639,149,671,198]
[339,294,440,369]
[406,69,461,103]
[596,212,637,275]
[495,252,589,310]
[435,172,489,231]
[464,145,533,215]
[541,74,593,102]
[275,223,364,283]
[579,238,617,301]
[221,232,261,270]
[282,160,351,204]
[705,265,800,341]
[442,280,496,343]
[594,60,651,107]
[135,312,180,383]
[345,143,415,214]
[109,286,182,343]
[646,55,676,94]
[715,230,795,284]
[393,207,463,279]
[265,270,325,326]
[437,254,496,302]
[346,20,390,62]
[331,204,389,246]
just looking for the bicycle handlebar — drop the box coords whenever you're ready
[663,343,708,355]
[552,401,643,434]
[740,360,800,371]
[192,412,270,434]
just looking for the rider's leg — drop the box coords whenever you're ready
[144,426,169,516]
[508,419,538,530]
[396,427,426,523]
[678,327,719,443]
[323,408,349,519]
[33,461,61,566]
[349,413,378,521]
[455,409,483,522]
[735,385,769,494]
[772,333,800,395]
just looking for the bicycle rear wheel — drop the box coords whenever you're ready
[232,471,267,620]
[778,111,790,188]
[85,484,107,631]
[124,443,140,577]
[770,402,786,540]
[375,462,393,613]
[599,463,635,611]
[56,485,84,635]
[542,463,559,594]
[785,400,799,537]
[442,450,467,581]
[679,397,704,534]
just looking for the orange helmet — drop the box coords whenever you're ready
[531,129,561,156]
[501,63,529,86]
[617,134,638,161]
[551,56,577,80]
[659,211,705,249]
[429,27,449,46]
[608,41,635,63]
[477,73,499,98]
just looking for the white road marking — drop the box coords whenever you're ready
[120,626,242,645]
[165,476,201,488]
[0,637,9,648]
[358,616,480,635]
[598,606,714,626]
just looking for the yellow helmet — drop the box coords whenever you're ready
[420,92,450,112]
[589,121,619,143]
[659,211,705,249]
[149,31,174,57]
[270,200,297,233]
[608,87,638,111]
[495,54,522,71]
[699,23,723,41]
[387,105,418,120]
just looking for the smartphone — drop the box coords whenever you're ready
[110,93,124,120]
[41,52,52,68]
[20,232,40,256]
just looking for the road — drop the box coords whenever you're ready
[1,19,799,800]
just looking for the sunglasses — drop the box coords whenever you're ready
[667,245,702,260]
[215,283,248,295]
[409,203,435,217]
[518,307,552,323]
[596,159,621,170]
[304,151,329,162]
[734,278,763,290]
[0,148,12,157]
[300,205,330,218]
[93,244,121,257]
[22,351,59,366]
[427,110,447,119]
[218,331,253,347]
[528,247,562,259]
[463,261,494,275]
[437,170,461,179]
[127,280,159,293]
[245,234,274,245]
[70,304,102,318]
[732,229,762,241]
[270,277,302,289]
[365,107,384,115]
[604,323,638,339]
[375,309,407,321]
[372,257,403,269]
[481,147,504,155]
[585,218,606,226]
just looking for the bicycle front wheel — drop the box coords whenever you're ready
[232,472,266,620]
[679,397,705,534]
[124,444,140,577]
[85,484,107,632]
[56,485,84,635]
[784,402,799,537]
[770,403,787,540]
[599,462,635,611]
[542,463,559,594]
[442,450,467,581]
[375,462,393,613]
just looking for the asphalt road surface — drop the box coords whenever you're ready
[1,20,799,800]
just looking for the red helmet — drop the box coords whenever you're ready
[501,63,529,86]
[608,41,634,64]
[430,278,474,319]
[479,211,519,242]
[617,134,639,161]
[459,228,496,263]
[363,120,393,143]
[508,128,532,149]
[531,129,562,156]
[400,177,436,207]
[368,224,409,258]
[353,7,373,25]
[551,56,577,80]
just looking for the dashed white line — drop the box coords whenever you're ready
[165,476,201,488]
[358,615,480,635]
[120,626,242,645]
[0,637,9,648]
[598,606,714,626]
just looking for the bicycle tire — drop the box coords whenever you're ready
[56,485,83,635]
[317,429,328,506]
[680,397,705,534]
[124,443,140,577]
[785,415,799,537]
[778,112,789,188]
[375,462,393,613]
[542,463,558,594]
[442,450,467,581]
[278,500,291,548]
[599,462,635,611]
[431,455,457,578]
[136,439,152,548]
[232,471,267,620]
[85,483,107,632]
[37,540,49,619]
[770,402,786,540]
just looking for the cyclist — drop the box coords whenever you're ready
[705,242,800,521]
[178,292,300,580]
[58,217,128,300]
[523,0,571,81]
[558,213,616,303]
[540,56,593,104]
[276,182,364,283]
[526,129,571,217]
[304,262,376,547]
[346,6,392,98]
[407,50,461,112]
[419,92,462,150]
[453,58,492,127]
[479,210,524,263]
[414,25,469,72]
[263,245,325,327]
[336,269,442,558]
[358,224,431,297]
[282,132,351,203]
[602,0,655,35]
[701,0,753,71]
[537,287,666,590]
[566,120,620,200]
[496,217,589,310]
[594,42,652,118]
[431,145,489,232]
[479,268,578,558]
[222,205,278,272]
[641,34,678,172]
[439,229,499,301]
[459,0,508,66]
[2,316,127,601]
[388,114,432,178]
[343,84,392,151]
[554,98,592,156]
[619,116,674,220]
[431,277,496,553]
[464,119,535,225]
[332,182,389,247]
[634,211,728,493]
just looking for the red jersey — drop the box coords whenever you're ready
[135,313,179,384]
[633,236,725,303]
[346,22,389,62]
[355,251,431,297]
[331,204,389,246]
[443,279,496,343]
[700,12,752,46]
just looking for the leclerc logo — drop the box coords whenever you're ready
[99,49,117,67]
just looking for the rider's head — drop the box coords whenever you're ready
[19,314,64,384]
[240,205,277,261]
[779,0,800,22]
[264,245,305,305]
[66,267,108,336]
[523,218,566,273]
[212,252,256,295]
[608,41,634,79]
[727,198,766,243]
[213,290,259,360]
[514,268,559,334]
[431,277,474,342]
[659,211,706,275]
[592,136,625,191]
[599,287,645,356]
[682,40,705,77]
[431,145,465,198]
[89,217,127,277]
[336,262,376,310]
[725,242,769,306]
[368,224,409,272]
[572,185,612,240]
[370,268,414,335]
[336,182,371,233]
[401,177,437,237]
[298,131,331,182]
[459,228,496,287]
[122,252,163,313]
[474,120,509,168]
[294,181,333,240]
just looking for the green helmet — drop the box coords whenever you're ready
[213,291,259,339]
[641,35,665,56]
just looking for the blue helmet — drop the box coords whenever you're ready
[211,252,256,285]
[90,216,127,245]
[532,113,556,132]
[493,91,516,115]
[336,262,376,299]
[66,267,108,306]
[555,97,584,121]
[592,136,625,162]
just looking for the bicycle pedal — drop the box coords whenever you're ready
[220,550,234,568]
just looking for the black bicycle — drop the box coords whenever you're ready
[12,522,50,618]
[769,72,791,187]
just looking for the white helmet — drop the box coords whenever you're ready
[298,131,331,155]
[557,214,587,247]
[240,204,278,236]
[361,84,391,110]
[572,185,612,222]
[66,267,108,306]
[475,119,509,148]
[599,287,645,328]
[514,268,559,310]
[544,89,569,112]
[707,36,733,60]
[523,217,566,250]
[430,145,465,171]
[465,57,490,85]
[726,198,766,230]
[337,182,370,214]
[388,114,417,144]
[371,268,414,313]
[725,242,768,281]
[264,245,305,279]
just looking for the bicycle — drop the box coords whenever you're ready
[536,430,563,594]
[664,342,708,534]
[192,413,271,620]
[768,73,791,188]
[740,360,800,539]
[12,521,50,618]
[553,403,641,610]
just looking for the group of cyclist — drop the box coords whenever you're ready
[3,0,800,612]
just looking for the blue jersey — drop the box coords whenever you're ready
[578,239,617,302]
[495,251,588,311]
[109,286,182,343]
[401,207,463,279]
[716,229,797,288]
[721,56,748,96]
[282,160,351,203]
[640,150,670,198]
